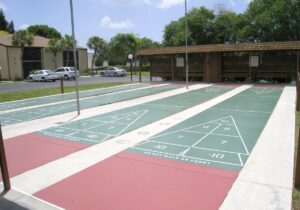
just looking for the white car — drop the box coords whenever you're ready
[100,67,127,77]
[54,67,79,80]
[31,70,58,82]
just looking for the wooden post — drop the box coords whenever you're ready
[295,126,300,187]
[297,80,300,112]
[0,124,11,191]
[139,62,142,83]
[60,77,64,94]
[149,56,152,82]
[172,55,174,81]
[207,53,210,83]
[297,51,300,79]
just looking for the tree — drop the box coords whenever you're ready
[7,21,14,33]
[27,25,61,39]
[47,38,64,68]
[162,0,300,46]
[163,7,215,46]
[109,33,138,66]
[214,12,240,43]
[62,34,74,66]
[87,36,107,68]
[240,0,300,42]
[0,9,8,31]
[137,37,160,49]
[12,30,34,77]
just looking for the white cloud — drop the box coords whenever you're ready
[19,24,29,30]
[99,16,135,29]
[157,0,186,9]
[91,0,151,5]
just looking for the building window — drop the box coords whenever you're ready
[23,47,42,61]
[22,47,42,78]
[63,51,79,68]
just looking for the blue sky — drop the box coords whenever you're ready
[0,0,251,48]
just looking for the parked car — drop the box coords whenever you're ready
[31,70,58,82]
[100,67,127,77]
[54,67,79,80]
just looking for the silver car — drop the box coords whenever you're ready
[55,67,79,80]
[100,67,127,77]
[31,70,58,82]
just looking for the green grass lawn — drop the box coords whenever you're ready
[0,82,129,103]
[0,81,25,86]
[140,71,150,77]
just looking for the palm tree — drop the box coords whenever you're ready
[47,38,63,68]
[62,34,73,66]
[87,36,106,69]
[109,33,137,67]
[12,30,34,78]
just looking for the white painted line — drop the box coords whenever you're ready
[116,110,149,136]
[3,84,211,139]
[10,85,251,194]
[0,83,140,105]
[209,107,271,114]
[220,86,296,210]
[231,116,249,155]
[191,124,222,147]
[0,84,164,114]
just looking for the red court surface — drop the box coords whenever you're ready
[0,133,88,180]
[36,152,238,210]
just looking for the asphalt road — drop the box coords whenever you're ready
[0,75,162,93]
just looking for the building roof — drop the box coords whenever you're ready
[137,41,300,56]
[0,34,86,49]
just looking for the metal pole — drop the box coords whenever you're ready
[185,0,189,89]
[130,60,133,82]
[0,124,11,191]
[70,0,80,115]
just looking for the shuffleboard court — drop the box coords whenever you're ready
[34,86,284,210]
[0,84,177,126]
[0,85,236,182]
[128,86,283,171]
[0,83,145,112]
[38,85,235,145]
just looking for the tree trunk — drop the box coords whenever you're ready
[54,52,57,69]
[66,50,70,66]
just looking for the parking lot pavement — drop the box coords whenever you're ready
[0,75,159,93]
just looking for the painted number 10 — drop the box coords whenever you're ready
[211,153,224,159]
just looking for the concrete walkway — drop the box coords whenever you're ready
[220,87,295,210]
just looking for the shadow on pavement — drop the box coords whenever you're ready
[0,190,29,210]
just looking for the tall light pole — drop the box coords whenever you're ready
[185,0,189,89]
[69,0,80,115]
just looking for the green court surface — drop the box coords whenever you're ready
[38,86,235,144]
[0,85,177,126]
[128,87,283,171]
[0,83,145,112]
